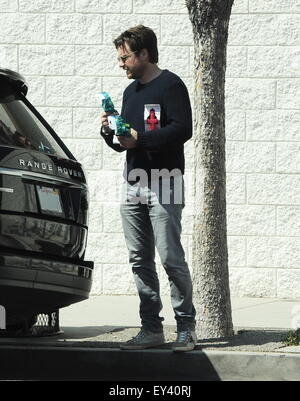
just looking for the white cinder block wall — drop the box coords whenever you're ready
[0,0,299,298]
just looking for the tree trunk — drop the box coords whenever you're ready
[186,0,234,339]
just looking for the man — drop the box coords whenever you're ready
[100,25,196,352]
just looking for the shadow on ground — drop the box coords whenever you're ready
[196,328,289,352]
[0,324,289,353]
[48,325,289,352]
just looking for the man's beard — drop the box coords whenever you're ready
[125,66,143,80]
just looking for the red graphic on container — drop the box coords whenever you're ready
[146,108,159,130]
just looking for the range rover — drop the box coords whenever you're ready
[0,68,93,328]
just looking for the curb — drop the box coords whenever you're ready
[0,345,300,381]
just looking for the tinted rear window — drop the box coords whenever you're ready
[0,93,68,158]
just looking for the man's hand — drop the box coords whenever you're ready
[117,128,138,149]
[101,111,110,129]
[100,111,118,135]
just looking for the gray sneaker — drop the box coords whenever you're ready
[172,330,197,352]
[120,329,165,350]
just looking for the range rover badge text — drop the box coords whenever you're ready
[19,159,83,178]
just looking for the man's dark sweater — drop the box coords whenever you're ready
[101,69,192,182]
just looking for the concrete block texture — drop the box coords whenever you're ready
[246,110,300,141]
[247,47,300,78]
[1,0,299,298]
[37,106,73,138]
[0,45,18,70]
[46,14,103,44]
[20,45,75,76]
[76,0,133,14]
[0,0,18,12]
[247,174,300,205]
[19,0,74,13]
[229,14,300,46]
[249,0,300,13]
[229,268,277,298]
[0,14,45,43]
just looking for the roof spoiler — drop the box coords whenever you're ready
[0,68,28,96]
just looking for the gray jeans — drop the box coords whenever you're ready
[120,176,196,332]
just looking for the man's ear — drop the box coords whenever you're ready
[140,48,149,61]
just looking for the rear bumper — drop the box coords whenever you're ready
[0,251,93,324]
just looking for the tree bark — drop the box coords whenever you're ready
[186,0,234,338]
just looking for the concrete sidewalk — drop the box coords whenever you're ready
[59,295,300,330]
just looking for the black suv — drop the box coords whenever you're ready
[0,69,93,327]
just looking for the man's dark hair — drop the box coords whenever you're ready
[113,25,159,64]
